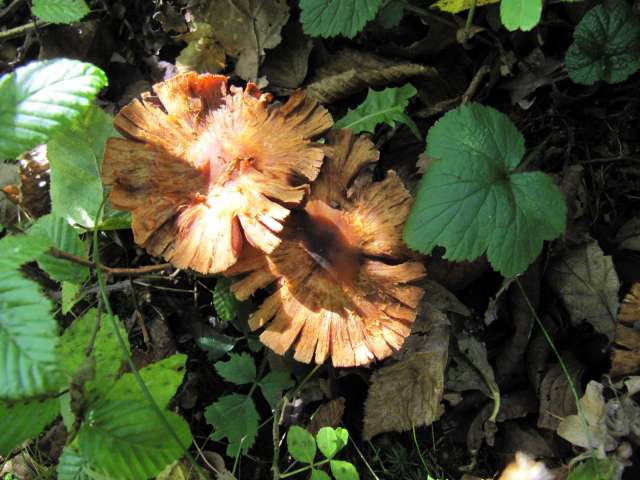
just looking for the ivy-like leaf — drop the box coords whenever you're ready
[287,425,317,464]
[32,0,90,24]
[335,84,419,138]
[213,277,240,322]
[258,371,294,409]
[565,0,640,85]
[0,59,107,160]
[403,103,566,278]
[0,270,62,399]
[78,399,192,480]
[299,0,383,39]
[205,394,259,456]
[48,106,117,228]
[215,352,256,385]
[500,0,542,32]
[31,213,89,283]
[0,398,59,455]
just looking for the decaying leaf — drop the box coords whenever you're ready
[185,0,290,81]
[547,241,620,340]
[102,73,332,274]
[307,397,345,435]
[616,217,640,252]
[421,279,471,317]
[226,129,426,367]
[262,22,313,92]
[538,358,584,430]
[362,303,449,439]
[305,49,438,104]
[0,161,20,226]
[611,283,640,377]
[557,381,617,451]
[176,23,226,74]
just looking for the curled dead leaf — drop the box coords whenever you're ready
[611,283,640,377]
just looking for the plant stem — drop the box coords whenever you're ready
[0,20,50,41]
[280,459,330,478]
[463,0,478,42]
[48,247,172,276]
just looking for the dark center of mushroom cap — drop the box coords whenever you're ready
[296,200,362,285]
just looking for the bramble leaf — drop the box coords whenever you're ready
[300,0,383,39]
[215,352,256,385]
[0,59,107,160]
[287,425,317,464]
[0,398,58,455]
[403,103,566,278]
[258,371,294,409]
[500,0,542,32]
[31,213,89,283]
[48,106,117,228]
[335,85,419,138]
[213,277,240,322]
[565,0,640,85]
[0,269,62,399]
[205,393,259,456]
[78,399,192,480]
[32,0,90,24]
[432,0,499,14]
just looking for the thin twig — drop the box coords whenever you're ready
[48,247,173,276]
[0,20,50,41]
[461,64,491,105]
[0,0,26,23]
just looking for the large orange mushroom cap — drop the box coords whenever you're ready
[102,73,333,274]
[226,129,426,368]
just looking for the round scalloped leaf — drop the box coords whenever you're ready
[31,0,90,24]
[0,59,107,160]
[0,270,62,399]
[78,399,192,480]
[403,103,566,278]
[300,0,383,38]
[565,0,640,85]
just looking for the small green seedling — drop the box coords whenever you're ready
[285,426,359,480]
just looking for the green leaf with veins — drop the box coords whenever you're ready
[213,277,240,322]
[565,0,640,85]
[287,425,317,464]
[205,394,259,456]
[57,446,94,480]
[215,352,256,385]
[299,0,384,38]
[0,398,59,456]
[335,84,419,138]
[500,0,542,32]
[32,0,90,24]
[0,59,106,160]
[330,459,360,480]
[258,370,294,409]
[403,103,566,278]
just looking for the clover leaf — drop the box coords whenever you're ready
[403,103,566,278]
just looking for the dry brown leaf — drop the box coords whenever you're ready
[557,381,617,451]
[537,358,583,430]
[611,284,640,377]
[307,397,345,435]
[362,304,449,439]
[176,23,226,74]
[305,49,438,104]
[0,161,20,226]
[421,279,471,317]
[547,241,620,340]
[261,22,313,93]
[616,218,640,252]
[186,0,289,81]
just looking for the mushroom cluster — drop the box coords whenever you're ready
[102,73,426,367]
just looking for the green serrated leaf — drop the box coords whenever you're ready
[61,281,83,314]
[258,371,294,409]
[567,457,617,480]
[0,59,107,160]
[403,103,566,278]
[330,459,359,480]
[58,308,127,396]
[196,332,237,361]
[0,398,59,455]
[0,270,62,399]
[32,0,90,24]
[300,0,384,38]
[0,231,51,270]
[334,85,419,138]
[215,352,257,385]
[31,213,89,283]
[78,399,192,480]
[287,425,317,464]
[48,106,116,228]
[57,446,93,480]
[106,354,187,409]
[213,277,240,322]
[565,0,640,85]
[316,427,348,459]
[500,0,542,31]
[205,394,259,457]
[376,0,404,29]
